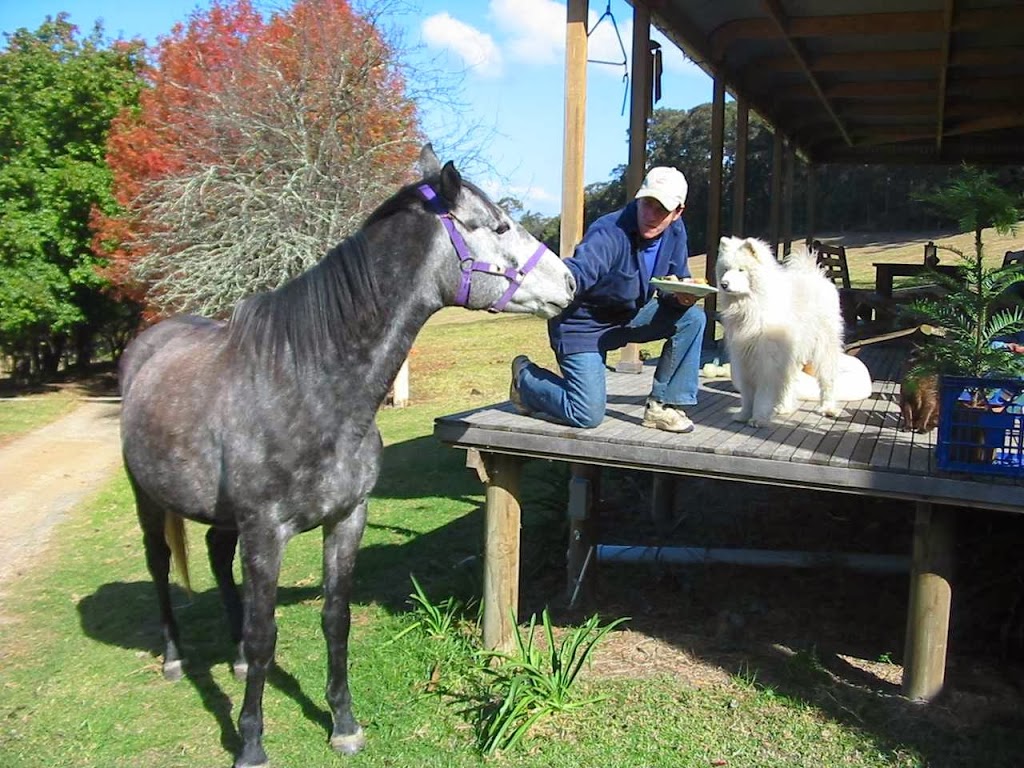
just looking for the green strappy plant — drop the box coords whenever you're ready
[476,608,628,754]
[905,165,1024,379]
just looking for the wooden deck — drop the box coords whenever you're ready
[432,342,1023,702]
[435,343,1022,512]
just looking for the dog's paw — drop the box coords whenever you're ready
[775,401,798,416]
[747,418,768,428]
[732,410,751,423]
[817,402,842,418]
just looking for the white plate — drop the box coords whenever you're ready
[650,278,718,297]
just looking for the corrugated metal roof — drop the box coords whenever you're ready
[636,0,1024,163]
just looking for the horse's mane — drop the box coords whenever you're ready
[363,174,497,228]
[225,173,483,373]
[364,180,426,228]
[227,231,386,371]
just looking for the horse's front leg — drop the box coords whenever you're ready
[322,501,368,755]
[234,530,285,768]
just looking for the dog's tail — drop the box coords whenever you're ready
[784,246,821,274]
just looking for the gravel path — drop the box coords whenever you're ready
[0,401,122,584]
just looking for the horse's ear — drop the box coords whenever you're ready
[418,143,441,177]
[438,160,462,204]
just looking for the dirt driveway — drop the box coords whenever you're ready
[0,400,122,584]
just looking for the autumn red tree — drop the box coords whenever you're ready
[97,0,424,316]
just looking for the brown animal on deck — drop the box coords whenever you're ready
[899,369,939,432]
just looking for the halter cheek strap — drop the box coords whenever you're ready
[417,184,549,312]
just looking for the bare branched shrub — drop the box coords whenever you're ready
[103,0,484,317]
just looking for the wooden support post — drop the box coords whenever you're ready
[625,2,651,199]
[769,130,783,260]
[651,473,676,534]
[703,74,726,346]
[782,140,795,256]
[618,3,652,375]
[732,97,749,238]
[481,452,523,652]
[560,0,588,261]
[902,501,955,701]
[805,163,817,244]
[567,463,601,609]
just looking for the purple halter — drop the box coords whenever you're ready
[417,184,549,312]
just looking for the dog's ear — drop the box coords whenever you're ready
[740,239,760,261]
[741,237,774,264]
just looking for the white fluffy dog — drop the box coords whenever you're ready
[716,236,844,427]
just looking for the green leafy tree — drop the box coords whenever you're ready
[907,165,1024,378]
[97,0,427,317]
[518,209,560,253]
[0,15,145,378]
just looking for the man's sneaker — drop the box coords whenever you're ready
[509,355,532,415]
[642,398,694,433]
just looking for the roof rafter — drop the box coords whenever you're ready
[760,0,853,147]
[935,0,955,152]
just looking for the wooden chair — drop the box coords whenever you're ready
[996,249,1024,311]
[1002,249,1024,268]
[812,240,893,331]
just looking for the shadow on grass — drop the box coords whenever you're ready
[76,429,1024,767]
[77,579,331,755]
[74,432,560,752]
[554,472,1024,768]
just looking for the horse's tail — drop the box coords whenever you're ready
[164,513,192,595]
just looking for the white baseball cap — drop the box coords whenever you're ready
[635,166,688,210]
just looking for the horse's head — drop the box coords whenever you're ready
[417,144,575,318]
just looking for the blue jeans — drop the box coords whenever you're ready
[517,299,706,428]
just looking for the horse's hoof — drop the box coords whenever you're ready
[162,659,184,681]
[233,747,269,768]
[232,661,248,680]
[330,727,366,756]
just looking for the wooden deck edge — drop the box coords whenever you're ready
[433,422,1022,513]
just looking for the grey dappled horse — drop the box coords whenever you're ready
[118,144,575,768]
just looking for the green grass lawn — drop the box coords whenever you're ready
[0,388,79,444]
[2,287,1023,766]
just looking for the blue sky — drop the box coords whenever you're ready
[0,0,713,215]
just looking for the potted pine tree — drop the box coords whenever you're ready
[905,166,1024,474]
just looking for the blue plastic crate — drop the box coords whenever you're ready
[936,376,1024,477]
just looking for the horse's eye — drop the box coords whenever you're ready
[495,222,510,235]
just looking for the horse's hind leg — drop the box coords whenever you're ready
[322,502,368,755]
[131,484,185,681]
[206,526,247,679]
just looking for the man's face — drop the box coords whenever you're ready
[636,197,683,240]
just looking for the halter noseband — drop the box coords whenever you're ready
[417,184,549,312]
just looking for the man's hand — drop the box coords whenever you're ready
[673,277,702,307]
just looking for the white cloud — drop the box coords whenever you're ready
[478,176,559,215]
[421,12,503,78]
[489,0,566,64]
[586,9,630,70]
[485,0,636,72]
[515,183,559,210]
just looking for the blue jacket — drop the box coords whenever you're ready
[549,200,690,355]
